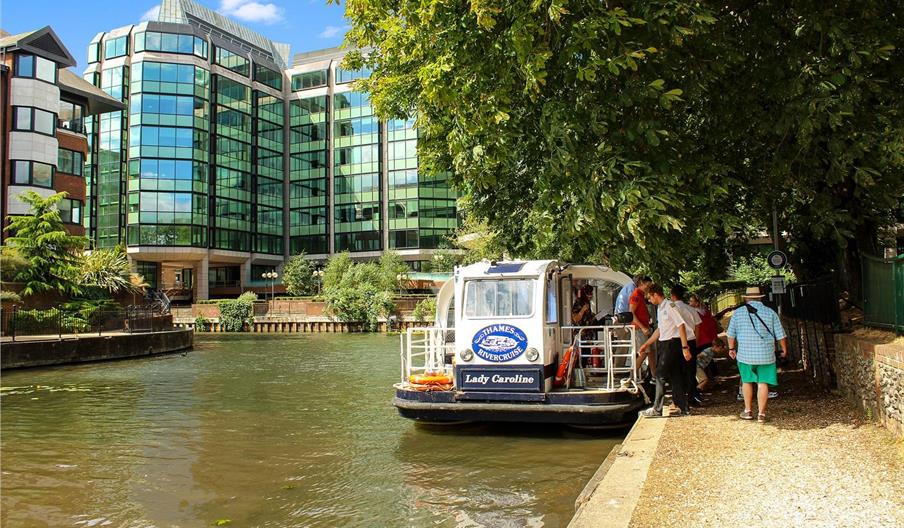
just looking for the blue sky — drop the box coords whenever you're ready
[1,0,349,67]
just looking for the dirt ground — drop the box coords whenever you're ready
[629,359,904,528]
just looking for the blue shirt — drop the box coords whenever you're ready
[726,301,786,365]
[615,283,635,314]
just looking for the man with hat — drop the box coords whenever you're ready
[726,286,789,423]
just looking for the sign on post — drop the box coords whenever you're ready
[771,276,786,295]
[767,250,788,269]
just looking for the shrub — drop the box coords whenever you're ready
[12,308,61,334]
[194,316,210,332]
[411,296,437,322]
[0,247,29,283]
[283,253,318,296]
[219,296,254,332]
[729,254,796,286]
[0,290,22,304]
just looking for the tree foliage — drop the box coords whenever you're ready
[282,252,317,296]
[322,252,407,330]
[342,0,904,292]
[81,246,145,295]
[4,191,86,296]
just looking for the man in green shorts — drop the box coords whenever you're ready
[726,287,789,423]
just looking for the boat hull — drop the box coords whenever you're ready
[393,387,645,425]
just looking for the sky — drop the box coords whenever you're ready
[0,0,349,67]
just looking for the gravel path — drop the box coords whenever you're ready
[629,363,904,528]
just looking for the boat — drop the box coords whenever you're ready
[393,260,649,426]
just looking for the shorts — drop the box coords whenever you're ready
[695,366,707,384]
[738,361,778,385]
[697,346,714,369]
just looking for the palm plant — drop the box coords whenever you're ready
[81,246,146,295]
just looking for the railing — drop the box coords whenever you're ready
[862,253,904,334]
[0,304,169,341]
[400,327,455,383]
[562,325,638,390]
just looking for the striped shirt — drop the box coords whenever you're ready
[726,301,786,365]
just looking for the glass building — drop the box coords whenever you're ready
[84,0,458,301]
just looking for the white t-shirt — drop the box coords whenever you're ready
[657,301,701,341]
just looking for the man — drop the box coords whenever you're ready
[628,277,654,375]
[615,275,639,315]
[727,286,789,423]
[637,284,696,417]
[671,285,702,406]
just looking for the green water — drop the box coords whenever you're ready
[1,334,621,527]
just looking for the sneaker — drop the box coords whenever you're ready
[691,396,705,407]
[768,391,778,399]
[757,413,767,423]
[669,409,689,417]
[639,407,662,418]
[739,409,754,420]
[736,392,744,401]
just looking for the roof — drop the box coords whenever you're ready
[58,69,125,115]
[0,26,76,68]
[158,0,290,67]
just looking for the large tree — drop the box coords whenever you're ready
[342,0,904,293]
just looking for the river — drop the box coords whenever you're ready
[1,334,622,527]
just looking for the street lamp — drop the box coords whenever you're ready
[311,269,324,295]
[262,271,278,307]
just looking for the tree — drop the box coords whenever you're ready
[282,252,317,296]
[341,0,904,293]
[378,250,408,291]
[81,246,145,294]
[4,191,86,296]
[0,246,30,283]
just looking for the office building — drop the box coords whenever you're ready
[1,26,124,243]
[85,0,458,301]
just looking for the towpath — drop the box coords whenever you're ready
[626,367,904,528]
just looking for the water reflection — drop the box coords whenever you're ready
[2,334,621,527]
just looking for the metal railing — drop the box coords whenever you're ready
[0,304,167,341]
[562,325,638,389]
[862,253,904,333]
[400,327,455,383]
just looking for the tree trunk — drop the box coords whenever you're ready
[840,220,879,303]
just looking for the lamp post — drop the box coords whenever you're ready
[262,271,278,308]
[312,269,324,295]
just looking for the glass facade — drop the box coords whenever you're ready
[85,21,458,298]
[290,95,329,254]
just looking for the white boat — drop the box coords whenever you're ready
[393,260,648,425]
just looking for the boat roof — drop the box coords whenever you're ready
[455,260,632,287]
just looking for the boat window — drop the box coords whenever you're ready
[465,279,534,318]
[546,278,558,324]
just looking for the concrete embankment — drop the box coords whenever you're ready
[0,329,193,370]
[569,415,667,528]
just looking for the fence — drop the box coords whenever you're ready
[862,254,904,334]
[0,304,165,341]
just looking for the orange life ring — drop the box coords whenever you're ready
[409,373,453,386]
[554,345,575,387]
[411,383,454,392]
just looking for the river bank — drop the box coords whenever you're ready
[571,366,904,528]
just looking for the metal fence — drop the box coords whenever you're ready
[862,254,904,334]
[0,304,163,341]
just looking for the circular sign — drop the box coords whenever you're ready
[471,324,528,362]
[767,250,788,269]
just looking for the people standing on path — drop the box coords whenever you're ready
[615,275,638,315]
[638,284,697,417]
[670,285,702,407]
[727,287,789,423]
[630,277,654,362]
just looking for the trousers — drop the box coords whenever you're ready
[660,338,689,413]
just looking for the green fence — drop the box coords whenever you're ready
[862,254,904,334]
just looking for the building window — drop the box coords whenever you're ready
[136,261,160,289]
[335,67,372,84]
[135,31,208,59]
[87,42,100,64]
[291,70,328,91]
[253,63,282,90]
[11,160,54,188]
[104,36,129,59]
[209,266,241,288]
[214,46,249,76]
[59,198,82,224]
[58,100,86,134]
[14,54,57,83]
[12,107,56,136]
[58,148,84,176]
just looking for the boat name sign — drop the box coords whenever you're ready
[471,324,528,362]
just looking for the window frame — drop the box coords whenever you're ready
[11,160,55,188]
[12,106,57,137]
[464,279,537,319]
[58,197,83,224]
[57,148,85,176]
[14,54,58,84]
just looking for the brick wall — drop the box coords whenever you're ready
[833,332,904,438]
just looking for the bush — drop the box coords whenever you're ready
[283,253,318,296]
[0,290,22,304]
[12,308,61,334]
[411,296,437,322]
[194,316,210,332]
[729,254,796,285]
[219,296,254,332]
[0,247,29,283]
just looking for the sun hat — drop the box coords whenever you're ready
[742,286,765,299]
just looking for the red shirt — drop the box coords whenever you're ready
[695,308,719,347]
[629,288,651,328]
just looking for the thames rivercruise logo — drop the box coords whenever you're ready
[471,325,528,362]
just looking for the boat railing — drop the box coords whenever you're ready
[400,327,455,383]
[561,325,638,390]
